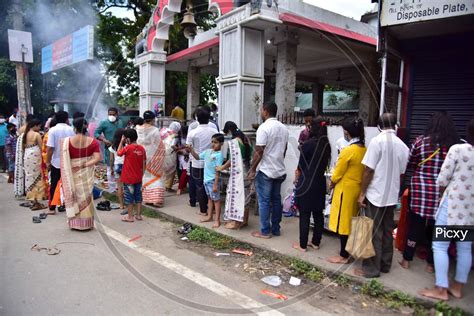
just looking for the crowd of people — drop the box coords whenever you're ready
[1,101,473,302]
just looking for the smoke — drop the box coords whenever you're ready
[26,0,111,121]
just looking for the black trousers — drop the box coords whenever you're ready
[403,211,434,264]
[191,166,208,214]
[339,235,349,258]
[0,146,5,171]
[49,166,61,210]
[299,205,324,249]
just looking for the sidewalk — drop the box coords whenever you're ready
[112,191,474,312]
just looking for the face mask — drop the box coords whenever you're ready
[0,119,5,124]
[108,115,117,123]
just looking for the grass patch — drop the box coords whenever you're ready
[361,279,385,297]
[142,207,161,219]
[187,226,236,250]
[289,258,325,282]
[334,274,350,287]
[434,301,465,316]
[305,268,325,282]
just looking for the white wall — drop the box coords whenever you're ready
[281,125,380,199]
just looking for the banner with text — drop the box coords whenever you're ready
[41,25,94,74]
[381,0,474,26]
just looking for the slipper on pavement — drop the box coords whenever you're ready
[39,213,47,220]
[32,216,42,224]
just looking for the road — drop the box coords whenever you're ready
[0,174,389,315]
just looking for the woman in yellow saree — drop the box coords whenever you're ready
[60,118,101,230]
[137,111,166,207]
[18,119,48,210]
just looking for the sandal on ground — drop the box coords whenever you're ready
[32,216,42,224]
[121,216,134,223]
[251,231,271,239]
[39,213,47,220]
[57,205,66,212]
[135,215,143,221]
[20,202,33,208]
[307,242,320,250]
[120,210,128,216]
[31,203,47,211]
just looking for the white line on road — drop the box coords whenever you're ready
[100,224,285,316]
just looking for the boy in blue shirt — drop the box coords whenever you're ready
[187,134,224,228]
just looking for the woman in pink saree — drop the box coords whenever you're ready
[61,118,101,230]
[137,111,166,207]
[161,121,181,192]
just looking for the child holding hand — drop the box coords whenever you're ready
[187,134,224,228]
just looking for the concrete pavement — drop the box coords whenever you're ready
[134,187,474,313]
[0,175,337,315]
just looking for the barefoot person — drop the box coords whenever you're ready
[293,118,331,252]
[46,111,74,214]
[356,113,409,278]
[109,129,125,210]
[420,119,474,301]
[327,117,366,263]
[18,119,48,210]
[61,118,101,230]
[187,134,224,228]
[118,129,146,222]
[399,112,459,273]
[161,121,181,192]
[220,121,253,230]
[186,108,217,214]
[136,111,166,207]
[248,102,289,239]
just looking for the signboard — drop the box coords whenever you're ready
[8,30,33,63]
[381,0,474,26]
[41,25,94,74]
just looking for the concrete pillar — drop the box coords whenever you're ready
[312,83,324,116]
[275,38,297,115]
[217,23,265,130]
[187,66,201,120]
[134,51,167,116]
[358,60,379,126]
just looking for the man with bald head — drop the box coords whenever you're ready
[355,113,409,278]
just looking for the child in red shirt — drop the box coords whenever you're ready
[117,129,146,222]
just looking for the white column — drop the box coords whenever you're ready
[218,26,265,130]
[275,37,297,115]
[186,66,201,120]
[134,51,167,116]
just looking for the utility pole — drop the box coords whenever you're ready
[11,0,32,127]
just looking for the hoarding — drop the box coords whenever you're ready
[381,0,474,26]
[41,25,94,74]
[8,30,34,63]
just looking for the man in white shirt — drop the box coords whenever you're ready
[8,110,18,127]
[248,102,289,238]
[355,113,409,278]
[188,105,219,132]
[46,110,75,214]
[186,108,218,214]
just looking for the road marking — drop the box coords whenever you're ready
[100,224,285,316]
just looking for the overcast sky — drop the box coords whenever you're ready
[303,0,375,20]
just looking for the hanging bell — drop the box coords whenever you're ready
[181,6,197,39]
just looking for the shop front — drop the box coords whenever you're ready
[377,0,474,140]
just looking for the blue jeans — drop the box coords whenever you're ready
[433,198,472,288]
[123,183,143,205]
[255,171,286,235]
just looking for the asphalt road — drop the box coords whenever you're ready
[0,174,335,316]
